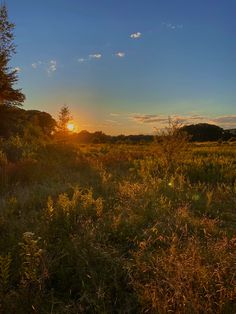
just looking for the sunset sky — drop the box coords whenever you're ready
[7,0,236,134]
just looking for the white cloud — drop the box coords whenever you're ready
[47,60,57,75]
[130,32,142,39]
[31,61,43,69]
[78,58,86,63]
[115,52,125,58]
[162,23,183,30]
[89,53,102,59]
[13,66,21,73]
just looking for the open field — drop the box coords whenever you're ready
[0,140,236,313]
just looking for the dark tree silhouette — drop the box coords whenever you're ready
[181,123,224,141]
[0,4,25,106]
[0,106,56,138]
[57,105,72,133]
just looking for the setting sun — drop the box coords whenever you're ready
[67,122,75,132]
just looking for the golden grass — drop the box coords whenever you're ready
[0,139,236,313]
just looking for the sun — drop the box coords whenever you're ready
[66,121,76,132]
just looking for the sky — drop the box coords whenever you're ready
[6,0,236,134]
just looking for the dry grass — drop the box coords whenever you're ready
[0,137,236,313]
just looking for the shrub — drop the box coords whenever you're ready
[154,118,190,174]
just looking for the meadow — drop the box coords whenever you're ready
[0,137,236,313]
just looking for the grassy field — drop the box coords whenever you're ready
[0,139,236,313]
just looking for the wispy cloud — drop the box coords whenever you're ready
[77,53,102,64]
[132,114,236,129]
[162,22,183,30]
[133,114,168,124]
[31,60,46,72]
[105,119,121,125]
[78,58,86,63]
[115,52,125,58]
[110,113,121,117]
[211,115,236,129]
[130,32,142,39]
[89,53,102,59]
[47,60,57,75]
[31,61,42,69]
[31,60,57,75]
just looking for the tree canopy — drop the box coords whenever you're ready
[0,106,56,139]
[181,123,224,141]
[0,4,25,106]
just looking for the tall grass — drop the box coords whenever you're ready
[0,137,236,313]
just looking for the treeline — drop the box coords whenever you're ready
[74,124,236,144]
[70,131,154,144]
[1,106,236,144]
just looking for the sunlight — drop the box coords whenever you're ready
[67,121,76,132]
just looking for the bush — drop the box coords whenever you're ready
[154,118,190,173]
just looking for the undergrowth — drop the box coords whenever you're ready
[0,137,236,313]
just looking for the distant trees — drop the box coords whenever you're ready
[181,123,224,141]
[0,4,25,106]
[73,131,154,144]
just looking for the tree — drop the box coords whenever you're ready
[26,110,57,137]
[0,4,25,106]
[57,105,72,133]
[181,123,223,141]
[0,106,56,138]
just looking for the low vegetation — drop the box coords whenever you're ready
[0,133,236,313]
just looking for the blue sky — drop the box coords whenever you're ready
[6,0,236,134]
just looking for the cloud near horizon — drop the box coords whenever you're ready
[133,114,168,124]
[132,114,236,129]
